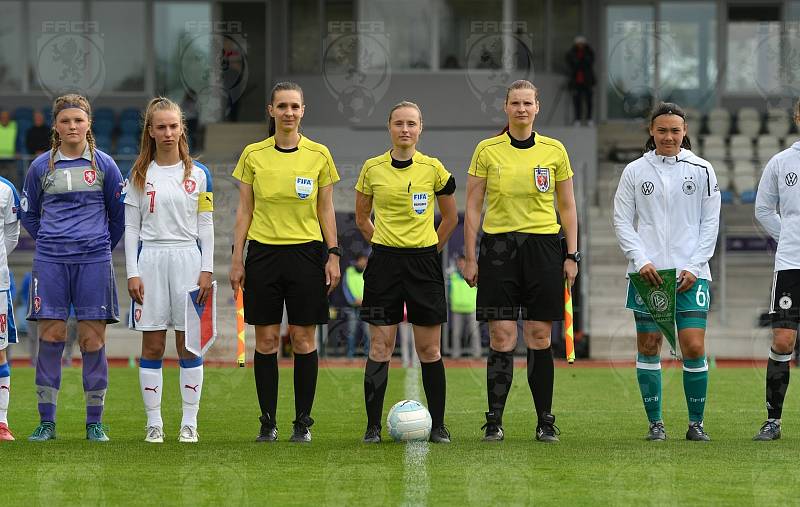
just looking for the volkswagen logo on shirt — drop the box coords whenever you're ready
[786,172,798,187]
[641,181,655,195]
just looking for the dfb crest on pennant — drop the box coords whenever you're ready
[184,179,197,194]
[84,169,97,186]
[534,167,550,192]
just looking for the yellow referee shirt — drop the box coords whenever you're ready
[232,135,340,245]
[356,151,452,248]
[468,132,573,234]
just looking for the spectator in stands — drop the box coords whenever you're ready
[565,36,596,126]
[613,101,720,442]
[26,111,50,156]
[0,110,17,180]
[342,253,369,358]
[449,254,480,358]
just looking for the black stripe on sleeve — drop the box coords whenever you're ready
[435,175,456,196]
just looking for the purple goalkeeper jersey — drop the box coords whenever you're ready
[21,146,125,263]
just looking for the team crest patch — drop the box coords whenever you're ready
[534,167,550,192]
[412,192,428,215]
[184,179,197,194]
[682,180,696,195]
[295,177,313,199]
[780,295,793,310]
[33,296,41,313]
[0,314,6,334]
[134,309,142,322]
[83,169,97,186]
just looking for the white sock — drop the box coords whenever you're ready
[139,367,163,428]
[0,376,9,425]
[180,365,203,428]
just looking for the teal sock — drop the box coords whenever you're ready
[636,354,662,422]
[683,356,709,422]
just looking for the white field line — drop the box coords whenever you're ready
[401,365,430,507]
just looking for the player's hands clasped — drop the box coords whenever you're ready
[325,255,341,295]
[229,262,245,293]
[639,263,663,287]
[196,271,213,304]
[128,277,144,305]
[463,258,478,287]
[677,269,697,293]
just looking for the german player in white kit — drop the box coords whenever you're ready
[0,177,20,441]
[124,98,214,443]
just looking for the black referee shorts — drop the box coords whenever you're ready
[771,269,800,329]
[244,240,329,326]
[360,244,447,326]
[476,232,564,322]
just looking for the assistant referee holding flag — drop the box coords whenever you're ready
[463,80,579,442]
[355,101,457,444]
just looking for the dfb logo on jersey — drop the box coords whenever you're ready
[84,169,97,186]
[184,179,197,194]
[295,177,313,199]
[412,192,428,215]
[134,308,142,322]
[534,167,550,192]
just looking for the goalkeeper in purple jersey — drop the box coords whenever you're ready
[21,94,125,442]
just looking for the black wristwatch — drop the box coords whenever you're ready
[327,246,342,257]
[566,251,582,263]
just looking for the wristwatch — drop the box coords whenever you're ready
[566,251,582,263]
[327,246,342,257]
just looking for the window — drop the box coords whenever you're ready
[0,2,23,92]
[725,5,783,94]
[92,1,146,92]
[362,0,432,69]
[550,0,582,75]
[439,0,503,70]
[153,2,211,99]
[28,1,84,93]
[289,0,321,73]
[606,5,656,118]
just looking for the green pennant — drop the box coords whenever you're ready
[629,268,678,355]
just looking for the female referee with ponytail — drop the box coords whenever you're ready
[463,80,578,443]
[356,101,457,444]
[230,82,341,443]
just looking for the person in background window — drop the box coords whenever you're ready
[342,252,370,358]
[566,36,596,126]
[449,254,480,359]
[26,111,50,156]
[0,111,17,182]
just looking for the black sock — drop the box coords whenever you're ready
[293,350,319,420]
[364,359,389,427]
[767,349,791,419]
[254,351,278,422]
[527,347,554,422]
[421,359,447,428]
[487,348,514,420]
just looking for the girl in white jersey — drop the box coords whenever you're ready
[753,99,800,441]
[124,98,214,443]
[613,102,720,442]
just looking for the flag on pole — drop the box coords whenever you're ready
[235,287,246,367]
[629,268,678,356]
[564,279,575,364]
[184,281,218,356]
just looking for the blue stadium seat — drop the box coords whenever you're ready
[119,118,140,137]
[740,190,757,204]
[94,134,112,153]
[720,190,734,204]
[13,107,33,123]
[116,135,139,156]
[116,158,134,177]
[15,119,32,153]
[94,107,114,123]
[120,108,140,122]
[92,118,115,138]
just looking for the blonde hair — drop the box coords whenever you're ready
[388,101,423,123]
[505,80,538,104]
[49,94,96,172]
[130,97,193,191]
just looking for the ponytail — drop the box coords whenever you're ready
[644,101,692,153]
[267,81,303,138]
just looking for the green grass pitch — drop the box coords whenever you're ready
[2,363,798,506]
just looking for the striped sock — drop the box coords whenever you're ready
[82,346,108,425]
[636,353,662,423]
[36,340,65,423]
[683,355,709,423]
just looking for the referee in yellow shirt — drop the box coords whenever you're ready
[230,82,341,443]
[355,101,458,444]
[464,80,579,443]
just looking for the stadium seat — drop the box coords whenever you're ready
[767,108,791,138]
[119,118,140,137]
[94,134,112,153]
[740,189,757,203]
[720,189,735,204]
[701,135,726,160]
[116,158,134,177]
[92,118,114,139]
[729,134,754,160]
[93,107,114,124]
[756,135,781,159]
[715,169,732,191]
[41,107,52,125]
[732,159,756,175]
[736,107,761,137]
[707,158,728,177]
[13,107,33,123]
[116,135,139,156]
[120,108,140,122]
[733,171,756,195]
[683,107,702,125]
[706,108,731,136]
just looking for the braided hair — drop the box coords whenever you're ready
[49,94,96,172]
